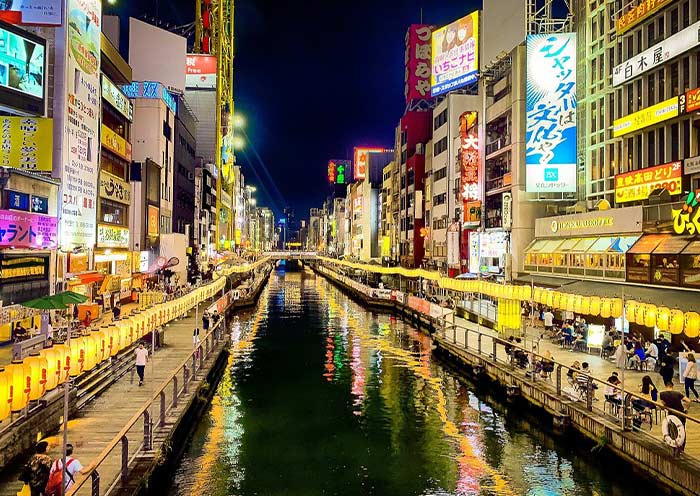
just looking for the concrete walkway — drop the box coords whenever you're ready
[446,314,700,458]
[0,299,210,496]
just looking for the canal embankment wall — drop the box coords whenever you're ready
[312,262,700,496]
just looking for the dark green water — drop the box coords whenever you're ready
[170,269,646,496]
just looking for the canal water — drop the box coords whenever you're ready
[170,269,646,496]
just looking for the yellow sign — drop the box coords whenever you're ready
[235,229,242,245]
[0,117,53,171]
[617,0,675,35]
[551,217,613,233]
[147,206,159,237]
[615,161,682,203]
[101,125,129,160]
[613,97,678,137]
[96,223,130,248]
[381,236,391,258]
[673,193,700,236]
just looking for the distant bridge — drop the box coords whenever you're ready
[263,251,318,260]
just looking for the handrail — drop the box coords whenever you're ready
[68,311,227,495]
[441,319,700,429]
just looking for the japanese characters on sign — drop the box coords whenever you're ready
[61,0,101,249]
[0,117,52,171]
[101,75,133,121]
[329,159,350,184]
[353,148,385,182]
[672,192,700,236]
[99,171,131,205]
[405,24,432,102]
[101,125,130,161]
[459,111,480,205]
[525,33,577,193]
[613,96,678,137]
[122,81,177,113]
[4,190,28,211]
[0,255,48,281]
[614,161,682,204]
[0,0,61,25]
[185,54,217,89]
[147,205,159,237]
[327,160,337,183]
[96,223,129,249]
[616,0,676,35]
[0,209,57,248]
[431,11,479,97]
[679,87,700,114]
[613,20,700,87]
[685,155,700,175]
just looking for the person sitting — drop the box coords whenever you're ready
[628,342,647,370]
[82,311,92,329]
[572,330,586,352]
[634,375,658,411]
[601,332,615,358]
[576,362,598,400]
[504,336,515,357]
[604,374,623,412]
[559,324,574,348]
[538,350,555,379]
[13,323,27,341]
[645,340,659,370]
[566,360,581,385]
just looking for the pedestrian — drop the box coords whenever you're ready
[134,342,149,386]
[682,353,699,401]
[21,440,51,496]
[202,312,210,332]
[193,328,201,359]
[659,354,675,385]
[660,381,691,425]
[45,443,90,496]
[113,302,121,321]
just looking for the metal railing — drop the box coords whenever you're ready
[68,315,229,496]
[440,320,700,458]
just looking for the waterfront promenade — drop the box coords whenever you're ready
[0,299,214,496]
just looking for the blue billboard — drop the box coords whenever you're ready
[525,33,577,193]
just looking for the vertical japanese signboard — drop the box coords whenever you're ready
[526,33,577,193]
[61,0,101,249]
[459,111,479,202]
[430,11,479,97]
[405,24,432,102]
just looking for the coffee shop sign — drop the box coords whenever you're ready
[673,192,700,236]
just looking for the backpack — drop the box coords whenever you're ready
[45,458,76,496]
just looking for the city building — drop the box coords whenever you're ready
[380,161,395,263]
[174,95,197,244]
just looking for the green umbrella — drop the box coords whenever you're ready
[21,291,88,310]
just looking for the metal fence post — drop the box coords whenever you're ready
[120,436,129,482]
[183,366,189,394]
[477,333,482,355]
[492,338,497,360]
[464,329,468,349]
[91,470,100,496]
[199,344,204,368]
[173,377,179,408]
[586,377,593,411]
[143,410,152,451]
[160,391,166,427]
[556,365,562,395]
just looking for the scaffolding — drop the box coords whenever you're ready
[527,0,574,34]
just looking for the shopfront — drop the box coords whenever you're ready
[524,207,643,281]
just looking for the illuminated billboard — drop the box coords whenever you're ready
[0,22,46,114]
[459,111,479,202]
[615,161,682,204]
[353,148,387,181]
[0,1,61,26]
[405,24,432,102]
[185,54,217,89]
[430,11,479,97]
[525,33,577,193]
[0,116,52,171]
[328,159,350,184]
[613,96,678,138]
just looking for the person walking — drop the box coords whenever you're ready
[45,443,91,496]
[682,353,699,401]
[23,441,51,496]
[134,342,149,386]
[193,328,201,360]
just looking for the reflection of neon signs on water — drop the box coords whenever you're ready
[526,33,577,193]
[350,336,365,412]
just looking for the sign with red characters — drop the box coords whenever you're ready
[614,161,682,204]
[404,24,432,103]
[460,111,480,203]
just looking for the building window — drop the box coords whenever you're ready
[434,109,447,130]
[433,193,446,206]
[433,136,448,156]
[433,167,447,181]
[99,198,127,226]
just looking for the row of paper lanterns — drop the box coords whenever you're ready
[497,299,521,331]
[0,277,227,421]
[320,259,700,338]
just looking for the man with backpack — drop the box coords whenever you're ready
[45,444,88,496]
[20,441,51,496]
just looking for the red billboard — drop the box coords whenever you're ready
[405,24,432,103]
[186,54,217,88]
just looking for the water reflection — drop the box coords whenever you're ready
[171,269,640,496]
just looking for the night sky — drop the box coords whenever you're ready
[110,0,482,219]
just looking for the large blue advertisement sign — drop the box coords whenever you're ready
[526,33,577,193]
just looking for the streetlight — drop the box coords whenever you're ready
[233,114,245,129]
[232,135,245,150]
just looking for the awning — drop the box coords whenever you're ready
[571,237,597,252]
[588,237,617,253]
[513,274,579,289]
[627,234,667,254]
[524,239,549,253]
[556,238,580,252]
[540,239,565,253]
[607,235,641,253]
[681,240,700,255]
[69,272,104,285]
[652,236,692,255]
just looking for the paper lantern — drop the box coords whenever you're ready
[0,369,11,421]
[92,330,108,363]
[7,361,30,412]
[552,292,561,309]
[634,303,648,326]
[611,298,623,319]
[684,312,700,338]
[69,338,87,376]
[558,294,568,311]
[25,353,47,401]
[534,288,544,304]
[625,300,638,321]
[600,298,612,318]
[521,285,532,301]
[39,346,63,391]
[589,297,601,316]
[657,307,670,331]
[670,309,685,335]
[546,291,554,308]
[644,305,657,329]
[579,296,591,315]
[566,294,576,313]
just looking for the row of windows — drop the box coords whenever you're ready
[433,136,448,156]
[433,167,447,181]
[432,218,448,231]
[433,193,446,206]
[434,109,447,130]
